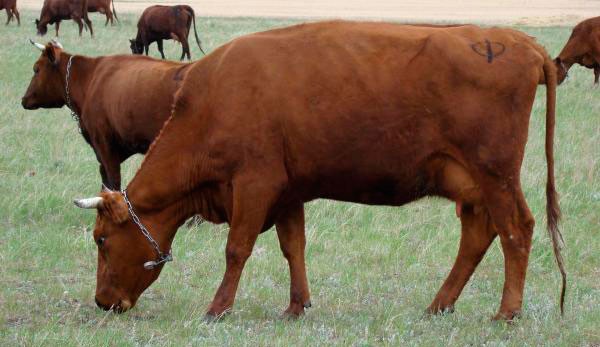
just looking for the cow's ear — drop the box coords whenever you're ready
[45,44,61,66]
[99,191,130,224]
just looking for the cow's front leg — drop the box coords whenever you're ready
[205,174,284,320]
[157,39,165,59]
[98,162,121,191]
[55,21,60,36]
[594,66,599,85]
[276,202,311,318]
[95,145,123,190]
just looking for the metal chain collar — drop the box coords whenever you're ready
[65,55,82,130]
[121,189,173,270]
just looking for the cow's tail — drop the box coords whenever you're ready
[185,6,206,55]
[543,55,566,316]
[111,0,119,22]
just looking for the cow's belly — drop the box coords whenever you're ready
[302,173,427,206]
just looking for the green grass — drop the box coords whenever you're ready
[1,11,599,346]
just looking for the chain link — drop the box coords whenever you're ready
[65,55,82,132]
[121,189,173,269]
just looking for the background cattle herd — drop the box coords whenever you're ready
[3,0,205,59]
[3,0,600,324]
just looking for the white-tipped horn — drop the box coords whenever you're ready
[74,197,103,209]
[29,39,45,51]
[50,39,63,49]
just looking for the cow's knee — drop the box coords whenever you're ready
[225,246,251,267]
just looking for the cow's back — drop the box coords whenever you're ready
[42,0,87,18]
[162,21,550,204]
[82,56,190,153]
[138,5,188,33]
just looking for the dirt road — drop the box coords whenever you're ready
[20,0,600,26]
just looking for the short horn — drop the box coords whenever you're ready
[74,197,103,209]
[29,39,45,51]
[50,39,63,49]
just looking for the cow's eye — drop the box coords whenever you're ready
[96,236,106,247]
[33,66,39,74]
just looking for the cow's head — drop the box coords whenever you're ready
[74,190,168,313]
[129,39,143,55]
[554,57,569,85]
[35,19,48,36]
[22,40,66,110]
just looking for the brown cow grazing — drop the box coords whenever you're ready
[555,16,600,85]
[129,5,205,61]
[22,40,191,190]
[0,0,19,25]
[87,0,117,26]
[36,0,93,37]
[73,21,565,321]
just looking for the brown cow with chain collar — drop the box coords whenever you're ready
[21,41,192,190]
[74,21,565,321]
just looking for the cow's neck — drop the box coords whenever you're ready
[121,58,225,238]
[58,52,97,122]
[134,198,198,253]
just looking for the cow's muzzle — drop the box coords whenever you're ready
[21,97,37,110]
[95,296,132,313]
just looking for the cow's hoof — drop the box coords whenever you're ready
[281,303,307,320]
[425,304,455,316]
[492,310,521,322]
[203,311,228,323]
[281,310,304,321]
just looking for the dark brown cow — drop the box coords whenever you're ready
[0,0,19,25]
[22,41,191,190]
[555,16,600,85]
[36,0,93,37]
[87,0,117,26]
[74,21,565,321]
[129,5,205,61]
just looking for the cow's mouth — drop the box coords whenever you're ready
[95,297,132,313]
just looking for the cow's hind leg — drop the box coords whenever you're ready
[205,172,285,320]
[83,16,93,37]
[73,16,83,36]
[479,177,535,321]
[276,202,311,318]
[55,21,60,36]
[426,156,496,314]
[427,203,496,314]
[13,8,19,25]
[594,66,599,85]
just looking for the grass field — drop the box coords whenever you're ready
[1,11,599,346]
